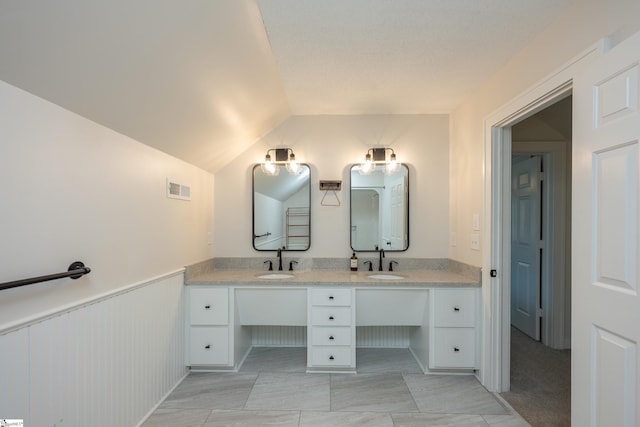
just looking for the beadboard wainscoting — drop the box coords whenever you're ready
[0,271,188,427]
[249,325,412,347]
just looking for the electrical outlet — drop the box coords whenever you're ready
[470,233,480,250]
[450,232,457,247]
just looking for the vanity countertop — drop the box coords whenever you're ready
[186,269,480,288]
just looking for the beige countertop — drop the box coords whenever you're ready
[186,268,480,288]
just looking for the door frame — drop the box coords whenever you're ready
[481,40,605,392]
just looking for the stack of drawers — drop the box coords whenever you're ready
[188,287,229,367]
[308,288,355,369]
[429,288,477,369]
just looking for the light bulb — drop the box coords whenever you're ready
[286,153,300,175]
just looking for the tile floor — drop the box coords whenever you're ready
[143,348,529,426]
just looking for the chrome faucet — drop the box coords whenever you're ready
[277,247,284,271]
[378,248,385,271]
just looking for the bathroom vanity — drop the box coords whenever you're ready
[185,269,479,374]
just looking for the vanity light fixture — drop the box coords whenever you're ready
[260,148,301,176]
[359,148,401,175]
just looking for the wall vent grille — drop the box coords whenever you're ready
[166,178,191,201]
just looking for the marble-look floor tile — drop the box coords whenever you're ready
[404,375,508,415]
[244,373,330,411]
[239,347,307,373]
[161,372,258,410]
[141,407,212,427]
[391,412,489,426]
[482,414,531,426]
[300,410,394,426]
[331,373,419,413]
[356,348,423,374]
[203,409,301,426]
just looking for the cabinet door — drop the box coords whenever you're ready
[311,288,351,306]
[432,328,475,368]
[189,326,229,365]
[311,307,352,326]
[190,288,228,325]
[310,346,352,367]
[311,326,352,346]
[433,289,476,327]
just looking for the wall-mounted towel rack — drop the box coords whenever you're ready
[0,261,91,291]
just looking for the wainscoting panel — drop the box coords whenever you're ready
[356,326,412,347]
[0,327,29,420]
[0,271,187,426]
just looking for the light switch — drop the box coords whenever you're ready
[450,232,457,247]
[473,213,480,231]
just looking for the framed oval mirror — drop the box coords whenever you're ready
[253,164,311,251]
[350,164,409,251]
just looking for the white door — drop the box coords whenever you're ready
[511,156,541,340]
[389,174,407,250]
[573,32,640,426]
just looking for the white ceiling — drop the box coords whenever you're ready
[0,0,574,173]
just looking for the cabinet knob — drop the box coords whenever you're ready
[205,345,211,350]
[453,307,460,312]
[329,355,335,360]
[454,347,460,352]
[329,316,334,321]
[329,296,334,300]
[205,305,211,310]
[329,335,335,340]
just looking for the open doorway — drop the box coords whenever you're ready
[501,96,572,426]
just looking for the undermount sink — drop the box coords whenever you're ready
[367,274,404,280]
[257,273,294,279]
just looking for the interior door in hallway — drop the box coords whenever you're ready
[573,31,640,427]
[511,156,542,341]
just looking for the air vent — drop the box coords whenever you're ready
[319,180,342,191]
[166,178,191,201]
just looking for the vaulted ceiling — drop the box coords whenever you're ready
[0,0,574,172]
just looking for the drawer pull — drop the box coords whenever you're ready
[328,316,334,321]
[205,345,211,350]
[329,355,335,360]
[329,296,335,300]
[454,347,460,352]
[205,305,211,310]
[329,335,335,340]
[453,307,460,312]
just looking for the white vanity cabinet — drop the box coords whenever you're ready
[429,288,479,370]
[307,288,356,370]
[187,287,231,367]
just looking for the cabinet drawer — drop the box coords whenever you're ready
[190,288,228,325]
[311,326,352,346]
[311,306,352,326]
[189,326,229,365]
[432,327,475,368]
[310,346,352,367]
[434,289,476,327]
[311,288,351,306]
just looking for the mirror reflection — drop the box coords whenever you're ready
[253,164,311,251]
[350,164,409,251]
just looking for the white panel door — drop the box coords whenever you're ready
[573,31,640,427]
[511,156,541,340]
[388,174,407,250]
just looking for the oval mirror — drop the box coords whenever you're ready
[253,164,311,251]
[350,164,409,251]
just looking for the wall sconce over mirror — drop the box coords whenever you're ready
[350,160,409,252]
[253,157,310,251]
[261,148,302,176]
[359,147,401,176]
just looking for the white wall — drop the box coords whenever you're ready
[449,0,640,267]
[0,80,214,329]
[214,114,449,259]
